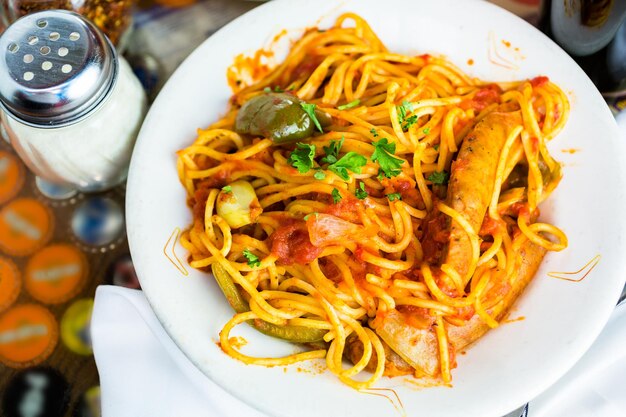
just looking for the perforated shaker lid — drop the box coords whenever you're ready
[0,10,118,127]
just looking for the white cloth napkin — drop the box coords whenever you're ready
[91,286,267,417]
[91,285,626,417]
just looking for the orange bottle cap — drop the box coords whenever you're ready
[0,257,21,313]
[0,151,24,205]
[0,198,53,256]
[0,304,58,368]
[25,244,88,305]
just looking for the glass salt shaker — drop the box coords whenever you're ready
[0,10,147,192]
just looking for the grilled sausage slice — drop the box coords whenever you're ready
[444,107,522,281]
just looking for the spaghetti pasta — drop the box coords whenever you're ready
[178,13,568,389]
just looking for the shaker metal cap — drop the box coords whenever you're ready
[0,10,118,127]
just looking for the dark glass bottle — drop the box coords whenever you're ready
[539,0,626,111]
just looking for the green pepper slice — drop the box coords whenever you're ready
[211,263,327,343]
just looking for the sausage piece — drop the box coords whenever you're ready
[443,106,522,280]
[346,239,546,378]
[448,239,546,350]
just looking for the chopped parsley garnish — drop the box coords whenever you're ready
[427,171,449,185]
[402,115,418,131]
[300,102,324,133]
[328,152,367,181]
[288,143,316,173]
[321,136,344,165]
[371,138,404,178]
[355,182,368,200]
[243,249,261,268]
[387,193,402,201]
[263,87,271,93]
[331,188,342,204]
[313,170,326,180]
[433,144,440,151]
[337,99,360,110]
[396,100,414,126]
[370,128,379,137]
[221,185,232,193]
[423,127,431,135]
[274,85,284,92]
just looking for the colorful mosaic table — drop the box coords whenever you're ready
[0,137,132,417]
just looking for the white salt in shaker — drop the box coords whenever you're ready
[0,10,147,192]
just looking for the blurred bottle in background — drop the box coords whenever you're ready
[539,0,626,114]
[0,0,136,48]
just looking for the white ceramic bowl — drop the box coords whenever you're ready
[126,1,626,416]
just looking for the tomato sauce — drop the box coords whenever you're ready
[324,197,362,223]
[530,136,539,155]
[460,84,502,111]
[384,178,424,209]
[397,305,435,330]
[268,219,322,265]
[192,188,210,219]
[417,54,432,64]
[479,216,505,236]
[420,210,449,264]
[354,245,366,262]
[290,55,324,82]
[510,202,529,218]
[530,76,549,88]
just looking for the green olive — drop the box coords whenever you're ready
[235,93,315,144]
[314,108,333,127]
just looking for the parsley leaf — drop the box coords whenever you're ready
[222,185,232,193]
[427,171,449,185]
[288,143,316,173]
[370,128,379,137]
[423,127,431,135]
[300,102,324,133]
[328,152,367,181]
[402,115,418,131]
[433,144,440,151]
[313,170,326,180]
[274,85,284,92]
[355,182,368,200]
[337,99,360,110]
[243,249,261,268]
[331,188,342,204]
[371,138,404,178]
[387,193,402,201]
[396,100,413,126]
[321,136,344,165]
